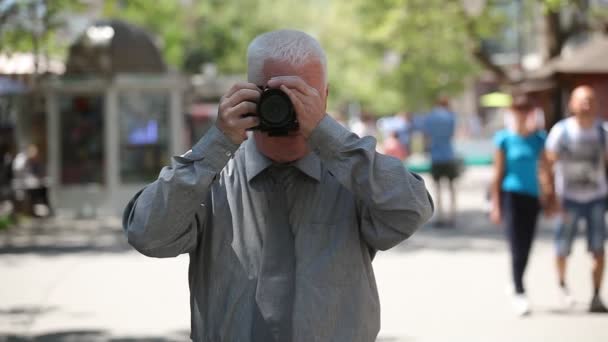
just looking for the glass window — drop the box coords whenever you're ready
[60,95,105,185]
[119,91,169,183]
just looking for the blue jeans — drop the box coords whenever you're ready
[556,198,606,256]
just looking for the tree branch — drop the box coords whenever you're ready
[460,7,510,84]
[545,9,564,59]
[0,3,19,31]
[471,45,510,83]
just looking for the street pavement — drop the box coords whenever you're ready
[1,166,607,341]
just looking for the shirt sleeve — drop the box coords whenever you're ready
[545,121,564,153]
[308,115,434,251]
[493,130,507,151]
[122,125,239,258]
[601,122,608,154]
[413,115,427,134]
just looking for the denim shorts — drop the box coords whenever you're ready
[555,197,606,256]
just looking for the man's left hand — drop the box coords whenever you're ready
[267,76,326,139]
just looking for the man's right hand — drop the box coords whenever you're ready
[216,83,262,145]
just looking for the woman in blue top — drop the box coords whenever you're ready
[490,93,554,316]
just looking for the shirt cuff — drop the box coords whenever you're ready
[307,115,352,159]
[179,125,240,171]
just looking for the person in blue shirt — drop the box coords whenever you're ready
[419,97,458,227]
[396,111,414,153]
[490,92,553,316]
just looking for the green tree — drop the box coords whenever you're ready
[102,0,504,112]
[323,0,504,113]
[0,0,85,67]
[103,0,327,73]
[4,0,605,114]
[103,0,189,68]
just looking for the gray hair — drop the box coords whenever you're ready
[247,29,327,85]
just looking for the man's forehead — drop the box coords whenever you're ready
[261,59,324,82]
[572,87,595,99]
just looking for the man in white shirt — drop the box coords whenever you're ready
[545,85,608,313]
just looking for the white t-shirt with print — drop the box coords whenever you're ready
[545,117,608,202]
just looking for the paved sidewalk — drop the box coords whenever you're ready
[1,166,606,341]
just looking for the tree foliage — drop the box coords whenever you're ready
[0,0,84,57]
[103,0,502,113]
[3,0,605,113]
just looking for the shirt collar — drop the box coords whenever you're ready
[245,139,321,183]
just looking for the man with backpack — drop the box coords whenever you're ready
[545,85,608,313]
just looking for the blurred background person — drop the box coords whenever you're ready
[545,85,608,313]
[490,92,550,317]
[0,135,15,225]
[350,111,379,138]
[396,111,414,154]
[419,96,459,227]
[382,130,408,161]
[12,144,51,218]
[505,102,546,132]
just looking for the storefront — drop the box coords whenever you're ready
[44,74,186,216]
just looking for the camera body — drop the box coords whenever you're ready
[253,87,299,136]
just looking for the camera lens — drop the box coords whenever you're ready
[260,94,290,124]
[255,88,297,135]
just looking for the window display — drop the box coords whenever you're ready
[119,91,169,183]
[60,95,104,184]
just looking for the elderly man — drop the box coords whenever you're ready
[123,29,433,341]
[546,85,608,313]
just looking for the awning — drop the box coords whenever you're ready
[0,53,65,75]
[189,103,218,119]
[0,76,27,95]
[526,34,608,77]
[556,34,608,74]
[480,92,511,107]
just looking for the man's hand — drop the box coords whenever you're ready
[542,192,561,217]
[217,83,262,145]
[267,76,326,139]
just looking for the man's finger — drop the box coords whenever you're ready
[225,89,261,109]
[226,101,257,119]
[268,76,316,96]
[225,82,261,98]
[280,85,305,112]
[233,115,260,130]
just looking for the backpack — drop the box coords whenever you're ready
[556,119,608,198]
[557,119,607,154]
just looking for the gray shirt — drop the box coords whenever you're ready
[123,115,434,342]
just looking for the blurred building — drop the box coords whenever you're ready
[473,0,608,131]
[42,20,185,217]
[525,33,608,121]
[38,18,243,217]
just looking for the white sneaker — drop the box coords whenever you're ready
[558,286,575,310]
[512,294,531,317]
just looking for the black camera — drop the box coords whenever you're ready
[251,87,299,136]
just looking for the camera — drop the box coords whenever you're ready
[250,87,299,136]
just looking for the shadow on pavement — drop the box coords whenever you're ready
[376,337,414,342]
[0,306,59,330]
[0,329,191,342]
[393,208,557,253]
[0,207,559,256]
[1,331,421,342]
[0,216,131,256]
